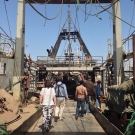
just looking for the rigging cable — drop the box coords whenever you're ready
[122,30,135,45]
[74,5,77,31]
[76,0,80,8]
[61,40,67,57]
[98,0,135,80]
[75,4,80,32]
[70,16,80,35]
[127,0,135,52]
[58,4,63,36]
[0,43,14,51]
[96,0,135,29]
[93,3,111,8]
[85,2,87,21]
[94,0,102,20]
[26,0,63,20]
[0,27,14,50]
[79,0,119,17]
[44,0,47,26]
[59,17,69,34]
[0,29,14,44]
[108,8,112,28]
[84,0,93,22]
[3,0,13,49]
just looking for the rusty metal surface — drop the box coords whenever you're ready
[0,89,20,124]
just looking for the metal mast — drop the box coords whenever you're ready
[67,4,72,59]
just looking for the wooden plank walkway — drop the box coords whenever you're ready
[26,102,107,135]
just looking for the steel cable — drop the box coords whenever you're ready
[96,0,135,29]
[0,27,15,46]
[26,0,63,20]
[79,0,119,17]
[75,4,80,32]
[127,0,135,52]
[44,0,47,26]
[84,0,93,22]
[3,0,12,44]
[58,4,63,36]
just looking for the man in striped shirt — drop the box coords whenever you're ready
[54,76,68,122]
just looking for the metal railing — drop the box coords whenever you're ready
[37,56,104,67]
[0,33,15,56]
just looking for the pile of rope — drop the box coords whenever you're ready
[0,98,7,114]
[0,97,12,114]
[125,111,135,135]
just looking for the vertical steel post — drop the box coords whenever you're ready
[12,0,25,103]
[133,35,135,81]
[102,70,105,94]
[112,0,123,85]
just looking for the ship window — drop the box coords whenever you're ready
[0,62,6,75]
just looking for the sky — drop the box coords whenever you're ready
[0,0,135,61]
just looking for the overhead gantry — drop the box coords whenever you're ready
[28,0,112,4]
[50,31,91,59]
[13,0,123,103]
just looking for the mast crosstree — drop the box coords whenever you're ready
[47,4,91,61]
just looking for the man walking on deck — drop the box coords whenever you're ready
[81,74,96,114]
[54,76,68,122]
[75,80,87,119]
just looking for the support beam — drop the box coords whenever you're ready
[28,0,111,4]
[112,0,123,85]
[12,0,25,103]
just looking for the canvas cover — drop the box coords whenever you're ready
[107,79,135,114]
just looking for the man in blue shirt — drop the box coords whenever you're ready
[54,76,68,122]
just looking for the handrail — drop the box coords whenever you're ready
[37,56,105,67]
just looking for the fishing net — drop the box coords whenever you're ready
[124,111,135,135]
[0,123,8,135]
[107,79,135,113]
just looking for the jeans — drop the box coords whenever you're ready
[95,98,100,107]
[85,97,90,113]
[76,98,85,116]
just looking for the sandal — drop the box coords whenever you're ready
[46,127,50,132]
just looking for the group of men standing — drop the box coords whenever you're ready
[53,74,101,121]
[40,74,101,131]
[75,74,101,119]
